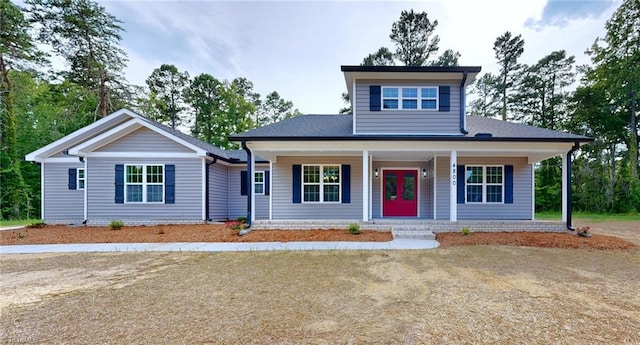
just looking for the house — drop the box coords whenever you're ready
[26,65,592,230]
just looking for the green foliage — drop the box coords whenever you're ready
[361,47,394,66]
[236,216,248,224]
[430,49,461,67]
[493,31,525,121]
[390,9,440,66]
[462,227,470,236]
[348,223,360,235]
[468,73,501,117]
[110,220,124,230]
[27,220,45,228]
[146,64,190,129]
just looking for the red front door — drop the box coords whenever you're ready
[383,170,418,217]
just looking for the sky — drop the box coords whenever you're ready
[97,0,622,114]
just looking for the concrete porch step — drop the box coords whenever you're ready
[391,225,436,240]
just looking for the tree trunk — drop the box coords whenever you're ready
[99,69,108,118]
[630,89,638,179]
[501,66,507,121]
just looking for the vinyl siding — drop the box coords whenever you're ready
[227,165,269,220]
[435,156,533,220]
[43,162,85,224]
[272,156,362,220]
[371,161,433,219]
[86,157,202,224]
[97,127,193,153]
[355,80,461,134]
[208,163,228,221]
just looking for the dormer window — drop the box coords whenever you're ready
[381,86,438,110]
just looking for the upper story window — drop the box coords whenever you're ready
[125,164,164,203]
[381,87,438,110]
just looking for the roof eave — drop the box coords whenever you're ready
[230,136,594,143]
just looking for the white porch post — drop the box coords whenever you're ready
[562,154,567,222]
[362,150,369,222]
[450,150,457,221]
[250,152,256,223]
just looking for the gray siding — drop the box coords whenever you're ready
[43,162,85,224]
[228,165,270,220]
[86,157,203,225]
[208,163,228,221]
[435,156,533,220]
[97,127,193,153]
[355,80,461,134]
[371,161,433,219]
[272,156,362,220]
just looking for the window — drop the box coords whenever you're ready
[254,171,265,195]
[77,168,85,190]
[466,166,503,203]
[381,86,438,110]
[303,165,340,203]
[125,164,164,203]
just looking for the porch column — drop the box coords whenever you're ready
[450,150,457,221]
[562,154,567,223]
[250,152,256,223]
[362,150,369,222]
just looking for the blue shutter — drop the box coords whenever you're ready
[439,86,450,112]
[457,164,465,204]
[505,165,514,204]
[165,164,175,204]
[370,85,381,111]
[68,168,77,190]
[264,171,270,196]
[115,165,124,204]
[292,165,301,203]
[240,171,248,196]
[342,164,351,204]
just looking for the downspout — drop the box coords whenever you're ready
[460,71,469,135]
[241,141,252,229]
[566,141,580,230]
[205,153,217,222]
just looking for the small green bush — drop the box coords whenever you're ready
[462,227,470,236]
[27,221,45,228]
[236,216,248,224]
[110,220,124,230]
[348,223,361,235]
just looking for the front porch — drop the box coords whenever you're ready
[252,219,566,233]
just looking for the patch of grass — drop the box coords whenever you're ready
[0,219,41,227]
[26,221,46,229]
[536,211,640,221]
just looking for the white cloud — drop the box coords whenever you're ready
[100,0,620,114]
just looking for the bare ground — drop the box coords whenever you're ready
[1,220,639,344]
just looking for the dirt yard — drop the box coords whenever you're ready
[0,220,638,344]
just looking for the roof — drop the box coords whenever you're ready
[340,65,482,73]
[230,114,593,143]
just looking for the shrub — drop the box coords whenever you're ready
[27,221,45,229]
[225,220,244,232]
[110,220,124,230]
[236,216,248,224]
[462,227,470,236]
[348,223,360,235]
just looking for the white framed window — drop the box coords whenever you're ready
[125,164,164,203]
[77,168,85,190]
[466,165,503,203]
[254,171,265,195]
[381,86,438,110]
[302,165,341,203]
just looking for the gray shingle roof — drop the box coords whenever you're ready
[230,114,592,142]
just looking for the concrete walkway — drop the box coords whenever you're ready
[0,239,439,254]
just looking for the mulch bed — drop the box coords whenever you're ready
[1,225,636,250]
[0,224,392,245]
[436,231,638,250]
